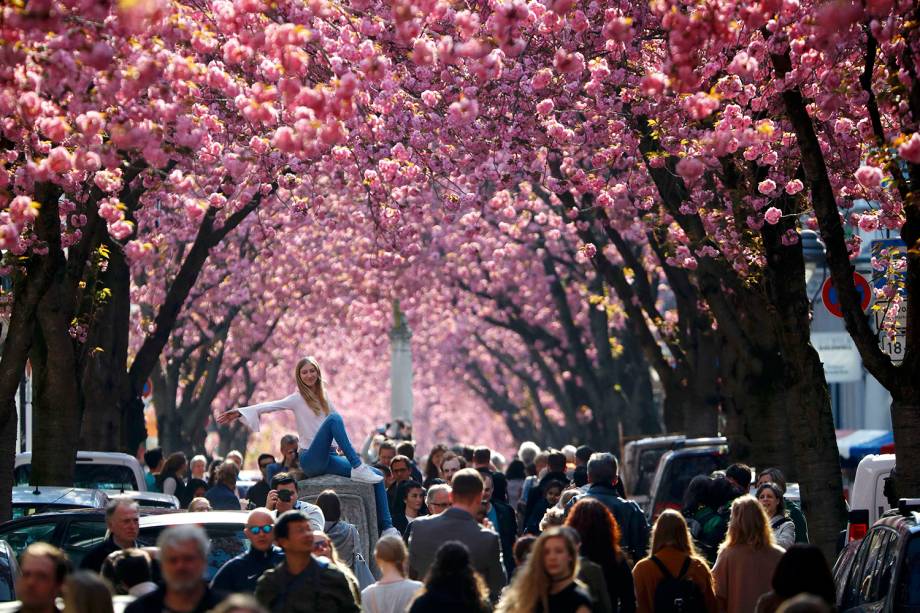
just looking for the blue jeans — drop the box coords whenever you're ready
[299,413,393,531]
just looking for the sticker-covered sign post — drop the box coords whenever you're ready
[871,239,907,365]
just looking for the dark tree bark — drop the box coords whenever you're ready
[770,40,920,503]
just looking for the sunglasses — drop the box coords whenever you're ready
[248,525,274,535]
[313,540,330,550]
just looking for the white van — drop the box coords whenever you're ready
[845,453,895,543]
[14,451,147,493]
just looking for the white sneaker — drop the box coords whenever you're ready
[351,464,383,484]
[380,527,401,538]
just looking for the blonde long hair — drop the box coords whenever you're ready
[719,494,776,553]
[295,356,330,416]
[650,509,708,566]
[497,528,582,613]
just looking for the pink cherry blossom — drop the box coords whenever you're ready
[758,179,777,195]
[676,157,706,182]
[785,179,804,195]
[764,207,783,225]
[854,165,884,188]
[898,133,920,164]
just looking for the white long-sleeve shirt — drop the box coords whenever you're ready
[234,393,334,447]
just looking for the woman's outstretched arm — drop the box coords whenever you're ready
[216,394,300,432]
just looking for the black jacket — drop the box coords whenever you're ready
[124,585,222,613]
[570,483,649,562]
[523,471,569,526]
[407,587,490,613]
[80,536,133,573]
[490,501,518,577]
[211,545,284,593]
[255,557,359,613]
[247,480,271,509]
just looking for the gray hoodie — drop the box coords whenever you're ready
[324,520,359,569]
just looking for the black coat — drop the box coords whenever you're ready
[523,471,569,525]
[125,585,223,613]
[490,501,518,577]
[408,587,490,613]
[80,536,129,573]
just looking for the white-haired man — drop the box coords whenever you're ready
[126,525,223,613]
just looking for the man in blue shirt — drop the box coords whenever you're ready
[212,508,283,593]
[205,461,242,510]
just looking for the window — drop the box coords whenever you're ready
[634,449,668,497]
[61,520,107,569]
[895,533,920,608]
[0,553,14,601]
[13,503,94,519]
[844,528,896,608]
[15,464,138,491]
[662,453,727,507]
[0,521,58,558]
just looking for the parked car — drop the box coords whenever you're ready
[646,443,730,520]
[137,511,249,580]
[12,486,108,519]
[0,508,173,569]
[833,498,920,611]
[845,454,896,545]
[15,451,147,492]
[622,435,728,510]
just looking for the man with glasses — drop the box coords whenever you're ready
[425,484,452,516]
[386,455,413,512]
[247,453,276,509]
[211,508,283,594]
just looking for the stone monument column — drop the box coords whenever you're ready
[389,300,413,426]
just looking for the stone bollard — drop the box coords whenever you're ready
[297,475,380,576]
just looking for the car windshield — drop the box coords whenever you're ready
[897,533,920,608]
[135,498,177,509]
[12,504,92,519]
[137,524,247,580]
[634,448,669,497]
[15,464,138,491]
[661,453,727,508]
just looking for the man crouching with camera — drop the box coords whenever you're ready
[266,472,326,531]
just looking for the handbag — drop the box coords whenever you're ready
[354,552,376,589]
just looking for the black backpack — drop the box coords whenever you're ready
[651,555,706,613]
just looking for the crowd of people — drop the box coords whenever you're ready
[7,356,840,612]
[14,435,841,613]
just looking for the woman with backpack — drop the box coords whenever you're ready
[632,510,718,613]
[756,483,796,549]
[681,476,727,566]
[711,495,785,613]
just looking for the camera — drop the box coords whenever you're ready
[277,490,294,502]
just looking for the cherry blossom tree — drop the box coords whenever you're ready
[0,0,371,512]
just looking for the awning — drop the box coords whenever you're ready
[836,429,895,464]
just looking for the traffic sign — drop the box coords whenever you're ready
[821,273,871,318]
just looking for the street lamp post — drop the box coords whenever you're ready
[389,300,414,428]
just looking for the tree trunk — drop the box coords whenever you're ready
[217,424,251,459]
[80,241,131,450]
[30,282,82,486]
[0,397,18,521]
[786,346,849,560]
[720,343,794,470]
